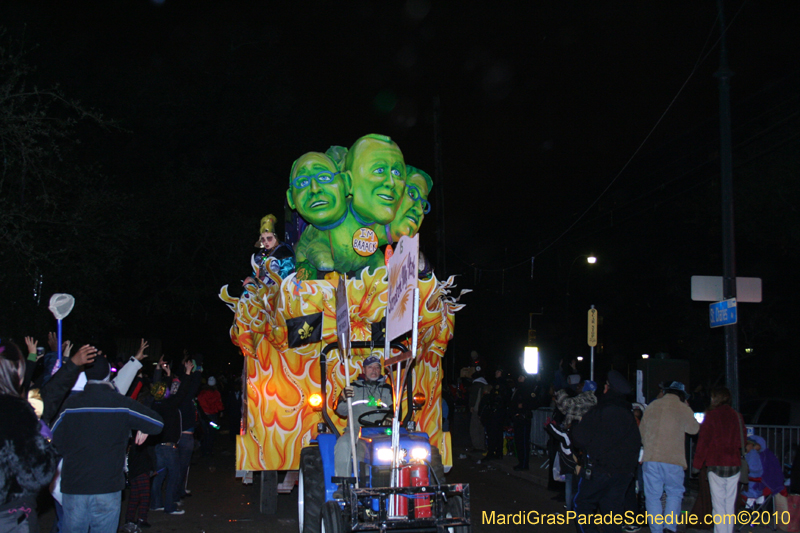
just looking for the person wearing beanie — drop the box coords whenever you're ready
[555,379,598,428]
[571,370,641,533]
[333,354,393,478]
[52,352,164,532]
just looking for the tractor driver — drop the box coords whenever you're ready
[333,355,394,478]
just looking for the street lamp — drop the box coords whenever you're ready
[566,254,598,313]
[523,346,539,374]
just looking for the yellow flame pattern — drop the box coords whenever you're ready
[220,266,464,471]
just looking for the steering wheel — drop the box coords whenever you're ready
[357,409,394,427]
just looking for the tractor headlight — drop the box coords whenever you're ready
[376,448,394,462]
[410,447,428,461]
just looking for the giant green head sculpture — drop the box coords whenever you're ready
[286,152,348,229]
[345,134,406,226]
[388,165,432,242]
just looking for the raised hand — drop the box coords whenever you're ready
[47,332,59,353]
[71,345,98,366]
[63,341,74,359]
[24,336,38,355]
[134,338,149,361]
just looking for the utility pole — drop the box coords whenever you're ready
[716,0,739,409]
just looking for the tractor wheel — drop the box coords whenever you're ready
[321,500,348,533]
[446,494,470,533]
[430,446,446,484]
[298,446,324,533]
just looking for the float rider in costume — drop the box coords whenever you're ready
[245,214,295,286]
[333,355,394,479]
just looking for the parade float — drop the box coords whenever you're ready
[220,134,468,519]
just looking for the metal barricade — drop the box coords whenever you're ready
[750,425,800,469]
[687,424,800,477]
[530,407,554,453]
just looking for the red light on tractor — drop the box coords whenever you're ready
[413,393,426,409]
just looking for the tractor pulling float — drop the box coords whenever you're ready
[220,134,470,532]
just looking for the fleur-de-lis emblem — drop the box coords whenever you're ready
[299,322,314,339]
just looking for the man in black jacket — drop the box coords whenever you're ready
[572,370,641,533]
[149,356,200,515]
[52,353,164,533]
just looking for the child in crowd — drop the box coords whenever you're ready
[743,436,765,508]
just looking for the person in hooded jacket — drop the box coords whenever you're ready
[572,370,641,533]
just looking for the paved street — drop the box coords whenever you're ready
[38,433,787,533]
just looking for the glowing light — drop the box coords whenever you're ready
[642,354,649,359]
[523,346,539,374]
[308,393,323,408]
[376,448,394,462]
[410,447,428,461]
[577,356,584,361]
[587,256,597,264]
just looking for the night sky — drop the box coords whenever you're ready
[1,1,799,395]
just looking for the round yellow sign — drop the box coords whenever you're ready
[352,228,379,257]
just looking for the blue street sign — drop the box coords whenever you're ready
[709,298,737,328]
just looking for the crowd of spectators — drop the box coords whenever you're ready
[0,333,240,533]
[449,356,757,533]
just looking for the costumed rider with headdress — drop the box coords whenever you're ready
[246,214,295,286]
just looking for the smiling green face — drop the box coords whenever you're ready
[346,135,406,225]
[287,152,347,227]
[389,169,431,240]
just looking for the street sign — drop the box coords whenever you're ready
[691,276,762,302]
[587,308,598,347]
[709,298,737,328]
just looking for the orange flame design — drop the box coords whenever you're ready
[221,267,464,471]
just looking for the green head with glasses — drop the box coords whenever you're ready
[344,134,406,225]
[286,152,349,228]
[388,165,432,242]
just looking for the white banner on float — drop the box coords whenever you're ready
[335,275,351,354]
[386,234,419,342]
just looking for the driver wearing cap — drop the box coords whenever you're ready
[333,355,394,478]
